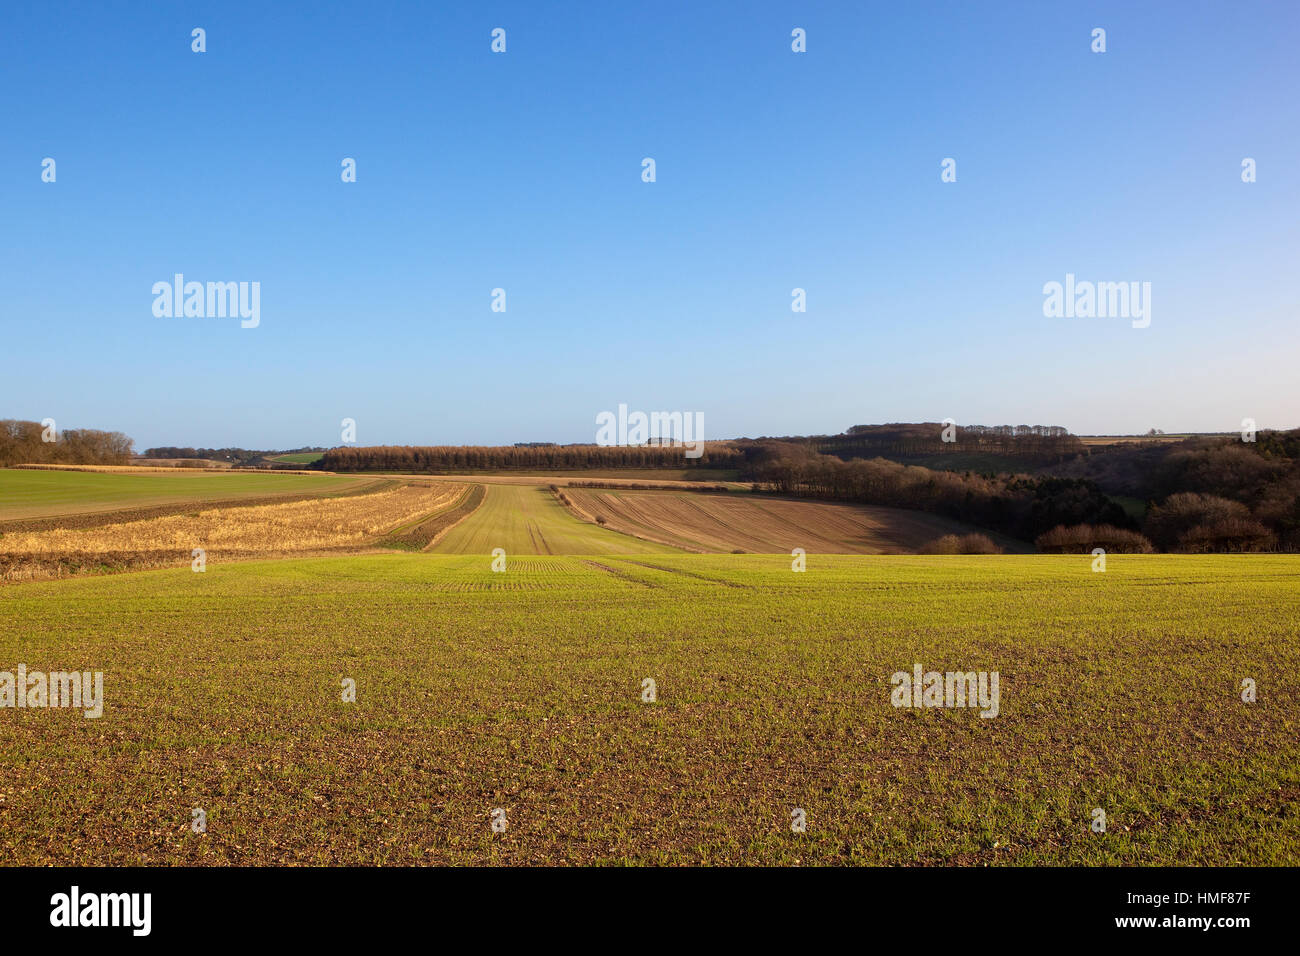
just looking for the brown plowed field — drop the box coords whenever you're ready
[564,488,1027,553]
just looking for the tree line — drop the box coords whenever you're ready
[0,419,134,467]
[319,443,748,473]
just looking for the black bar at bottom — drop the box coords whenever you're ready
[1,865,1281,941]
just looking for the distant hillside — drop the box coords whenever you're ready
[747,427,1300,553]
[818,422,1083,467]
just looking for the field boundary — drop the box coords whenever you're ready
[416,484,488,551]
[376,484,486,551]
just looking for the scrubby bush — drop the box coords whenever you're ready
[1035,524,1154,553]
[1143,493,1249,550]
[921,533,1002,555]
[1176,517,1275,553]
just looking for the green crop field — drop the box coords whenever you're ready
[0,468,368,520]
[1,552,1295,865]
[429,483,680,554]
[271,453,325,464]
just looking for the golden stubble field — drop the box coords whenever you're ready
[0,482,468,581]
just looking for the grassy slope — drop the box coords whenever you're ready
[0,468,365,520]
[0,553,1295,865]
[429,483,679,555]
[271,453,325,464]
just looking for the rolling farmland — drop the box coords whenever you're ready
[3,468,1297,868]
[429,483,680,555]
[9,0,1298,912]
[0,552,1295,865]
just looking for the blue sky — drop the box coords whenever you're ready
[2,1,1297,450]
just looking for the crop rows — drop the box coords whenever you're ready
[1,553,1295,865]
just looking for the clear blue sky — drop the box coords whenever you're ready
[2,1,1297,450]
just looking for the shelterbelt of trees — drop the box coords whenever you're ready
[0,419,133,467]
[319,442,748,472]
